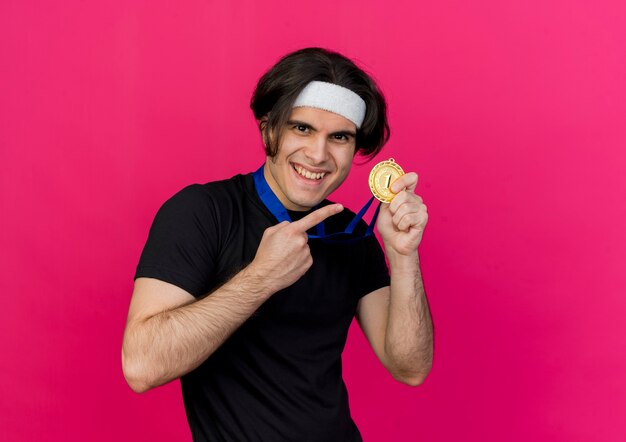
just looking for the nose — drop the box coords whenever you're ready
[303,134,330,165]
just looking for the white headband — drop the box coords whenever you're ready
[292,81,366,129]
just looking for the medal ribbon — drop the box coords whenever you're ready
[253,165,381,242]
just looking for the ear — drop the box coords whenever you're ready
[257,116,272,148]
[257,116,268,131]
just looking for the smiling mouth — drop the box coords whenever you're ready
[292,164,327,180]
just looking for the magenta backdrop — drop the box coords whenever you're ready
[1,1,625,441]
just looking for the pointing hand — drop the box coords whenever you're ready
[249,203,344,293]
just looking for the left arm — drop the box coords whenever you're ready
[356,172,433,386]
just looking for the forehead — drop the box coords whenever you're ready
[289,106,356,131]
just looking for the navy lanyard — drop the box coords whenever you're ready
[253,165,381,242]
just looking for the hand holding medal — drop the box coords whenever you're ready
[369,158,428,256]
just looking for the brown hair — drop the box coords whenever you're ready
[250,47,390,160]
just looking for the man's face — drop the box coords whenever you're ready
[263,106,357,211]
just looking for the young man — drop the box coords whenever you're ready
[122,47,433,441]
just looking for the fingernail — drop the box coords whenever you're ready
[336,204,344,212]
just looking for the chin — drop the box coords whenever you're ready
[288,196,323,211]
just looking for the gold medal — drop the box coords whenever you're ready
[369,158,405,203]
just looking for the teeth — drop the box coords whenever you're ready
[295,166,325,180]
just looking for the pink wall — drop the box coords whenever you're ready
[2,1,625,440]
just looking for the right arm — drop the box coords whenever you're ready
[121,203,343,393]
[122,268,270,394]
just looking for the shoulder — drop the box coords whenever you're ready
[146,175,254,244]
[159,174,248,215]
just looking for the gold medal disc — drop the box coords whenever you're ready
[369,158,405,203]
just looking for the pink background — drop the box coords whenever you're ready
[1,1,625,441]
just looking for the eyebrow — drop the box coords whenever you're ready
[286,120,357,138]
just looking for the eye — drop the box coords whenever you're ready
[332,133,351,143]
[294,124,309,133]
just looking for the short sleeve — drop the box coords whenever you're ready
[134,184,218,298]
[359,234,390,297]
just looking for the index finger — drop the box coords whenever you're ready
[291,203,344,232]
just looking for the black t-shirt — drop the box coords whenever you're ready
[134,172,390,441]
